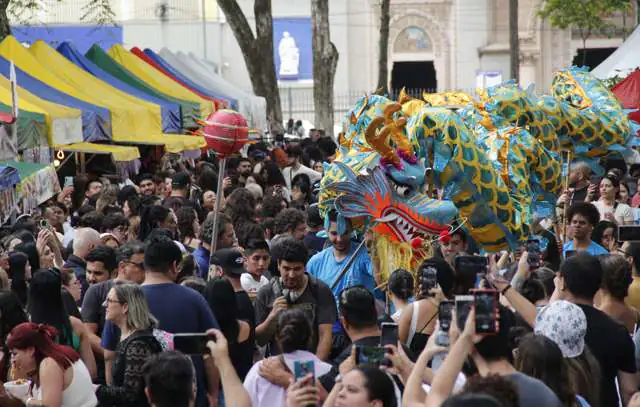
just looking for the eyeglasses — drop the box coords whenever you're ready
[125,261,144,269]
[103,298,124,307]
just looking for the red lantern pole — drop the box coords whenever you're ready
[209,156,227,263]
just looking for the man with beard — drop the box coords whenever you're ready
[235,158,253,186]
[137,174,157,196]
[254,237,336,360]
[307,211,375,358]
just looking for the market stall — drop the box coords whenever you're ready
[0,164,20,224]
[0,161,60,215]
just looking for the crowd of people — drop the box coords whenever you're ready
[2,131,640,407]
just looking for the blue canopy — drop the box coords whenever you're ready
[0,164,20,190]
[57,42,182,134]
[0,55,111,142]
[142,48,238,110]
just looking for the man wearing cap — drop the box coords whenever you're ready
[551,253,637,406]
[211,248,256,329]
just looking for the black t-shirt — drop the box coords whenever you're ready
[235,290,256,329]
[577,304,637,407]
[254,274,337,356]
[81,279,115,336]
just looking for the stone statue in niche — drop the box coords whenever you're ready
[278,31,300,76]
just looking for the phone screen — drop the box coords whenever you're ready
[64,176,74,188]
[527,239,541,269]
[565,250,577,258]
[294,360,315,384]
[380,323,399,347]
[173,333,209,354]
[455,295,474,331]
[356,346,385,365]
[438,301,454,331]
[419,265,438,295]
[455,256,488,283]
[474,291,498,334]
[618,226,640,242]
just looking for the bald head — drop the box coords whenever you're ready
[73,227,101,259]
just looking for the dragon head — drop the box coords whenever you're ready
[325,162,456,242]
[365,103,425,199]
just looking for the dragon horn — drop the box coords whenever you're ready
[383,103,413,155]
[398,88,411,104]
[365,117,400,166]
[354,94,370,120]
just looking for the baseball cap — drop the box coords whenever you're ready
[534,300,586,358]
[210,248,245,276]
[171,172,190,189]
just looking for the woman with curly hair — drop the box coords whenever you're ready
[224,188,257,231]
[175,207,201,252]
[597,254,639,333]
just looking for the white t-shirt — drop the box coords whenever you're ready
[592,200,634,225]
[240,273,269,294]
[282,164,322,190]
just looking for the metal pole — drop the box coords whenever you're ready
[209,156,227,263]
[562,151,572,242]
[201,0,208,59]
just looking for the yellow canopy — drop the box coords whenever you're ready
[107,44,214,119]
[0,75,83,146]
[122,134,206,154]
[0,36,152,143]
[60,142,140,162]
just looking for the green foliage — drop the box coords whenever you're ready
[7,0,117,26]
[538,0,630,40]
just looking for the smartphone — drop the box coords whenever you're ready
[455,256,488,282]
[619,225,640,242]
[39,219,49,229]
[438,301,454,331]
[455,295,474,331]
[419,263,438,295]
[474,290,499,334]
[565,249,577,258]
[380,322,399,347]
[526,238,541,269]
[64,176,74,188]
[173,333,210,354]
[293,360,315,384]
[355,345,385,365]
[590,175,601,185]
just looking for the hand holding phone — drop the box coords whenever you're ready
[473,290,499,335]
[173,333,210,355]
[455,295,474,331]
[294,360,315,386]
[380,323,398,348]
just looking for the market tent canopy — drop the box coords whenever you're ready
[0,75,83,146]
[85,44,199,129]
[0,100,47,149]
[186,51,267,131]
[107,44,214,119]
[139,48,237,109]
[0,164,20,190]
[162,49,266,130]
[57,42,182,134]
[28,40,165,143]
[0,54,110,142]
[612,70,640,109]
[592,25,640,79]
[119,133,205,154]
[60,142,140,162]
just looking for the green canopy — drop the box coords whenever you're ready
[0,102,47,149]
[85,45,199,129]
[0,160,60,213]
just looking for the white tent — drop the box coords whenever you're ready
[161,49,267,132]
[592,25,640,79]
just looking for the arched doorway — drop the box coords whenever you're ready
[390,26,437,98]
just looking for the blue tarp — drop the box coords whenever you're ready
[57,42,182,134]
[12,25,122,54]
[0,55,111,142]
[142,48,238,110]
[0,164,20,190]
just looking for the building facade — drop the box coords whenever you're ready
[18,0,638,124]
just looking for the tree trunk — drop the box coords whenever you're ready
[217,0,283,134]
[376,0,390,95]
[509,0,520,82]
[0,0,11,42]
[311,0,339,139]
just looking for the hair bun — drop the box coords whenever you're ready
[36,323,58,340]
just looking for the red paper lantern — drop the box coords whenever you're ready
[201,110,249,157]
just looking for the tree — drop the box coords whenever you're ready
[311,0,338,139]
[376,0,390,95]
[509,0,519,82]
[0,0,115,41]
[217,0,283,134]
[538,0,630,65]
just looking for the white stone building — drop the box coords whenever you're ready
[20,0,639,124]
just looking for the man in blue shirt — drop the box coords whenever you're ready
[101,236,219,407]
[307,211,375,358]
[563,202,609,257]
[192,213,235,279]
